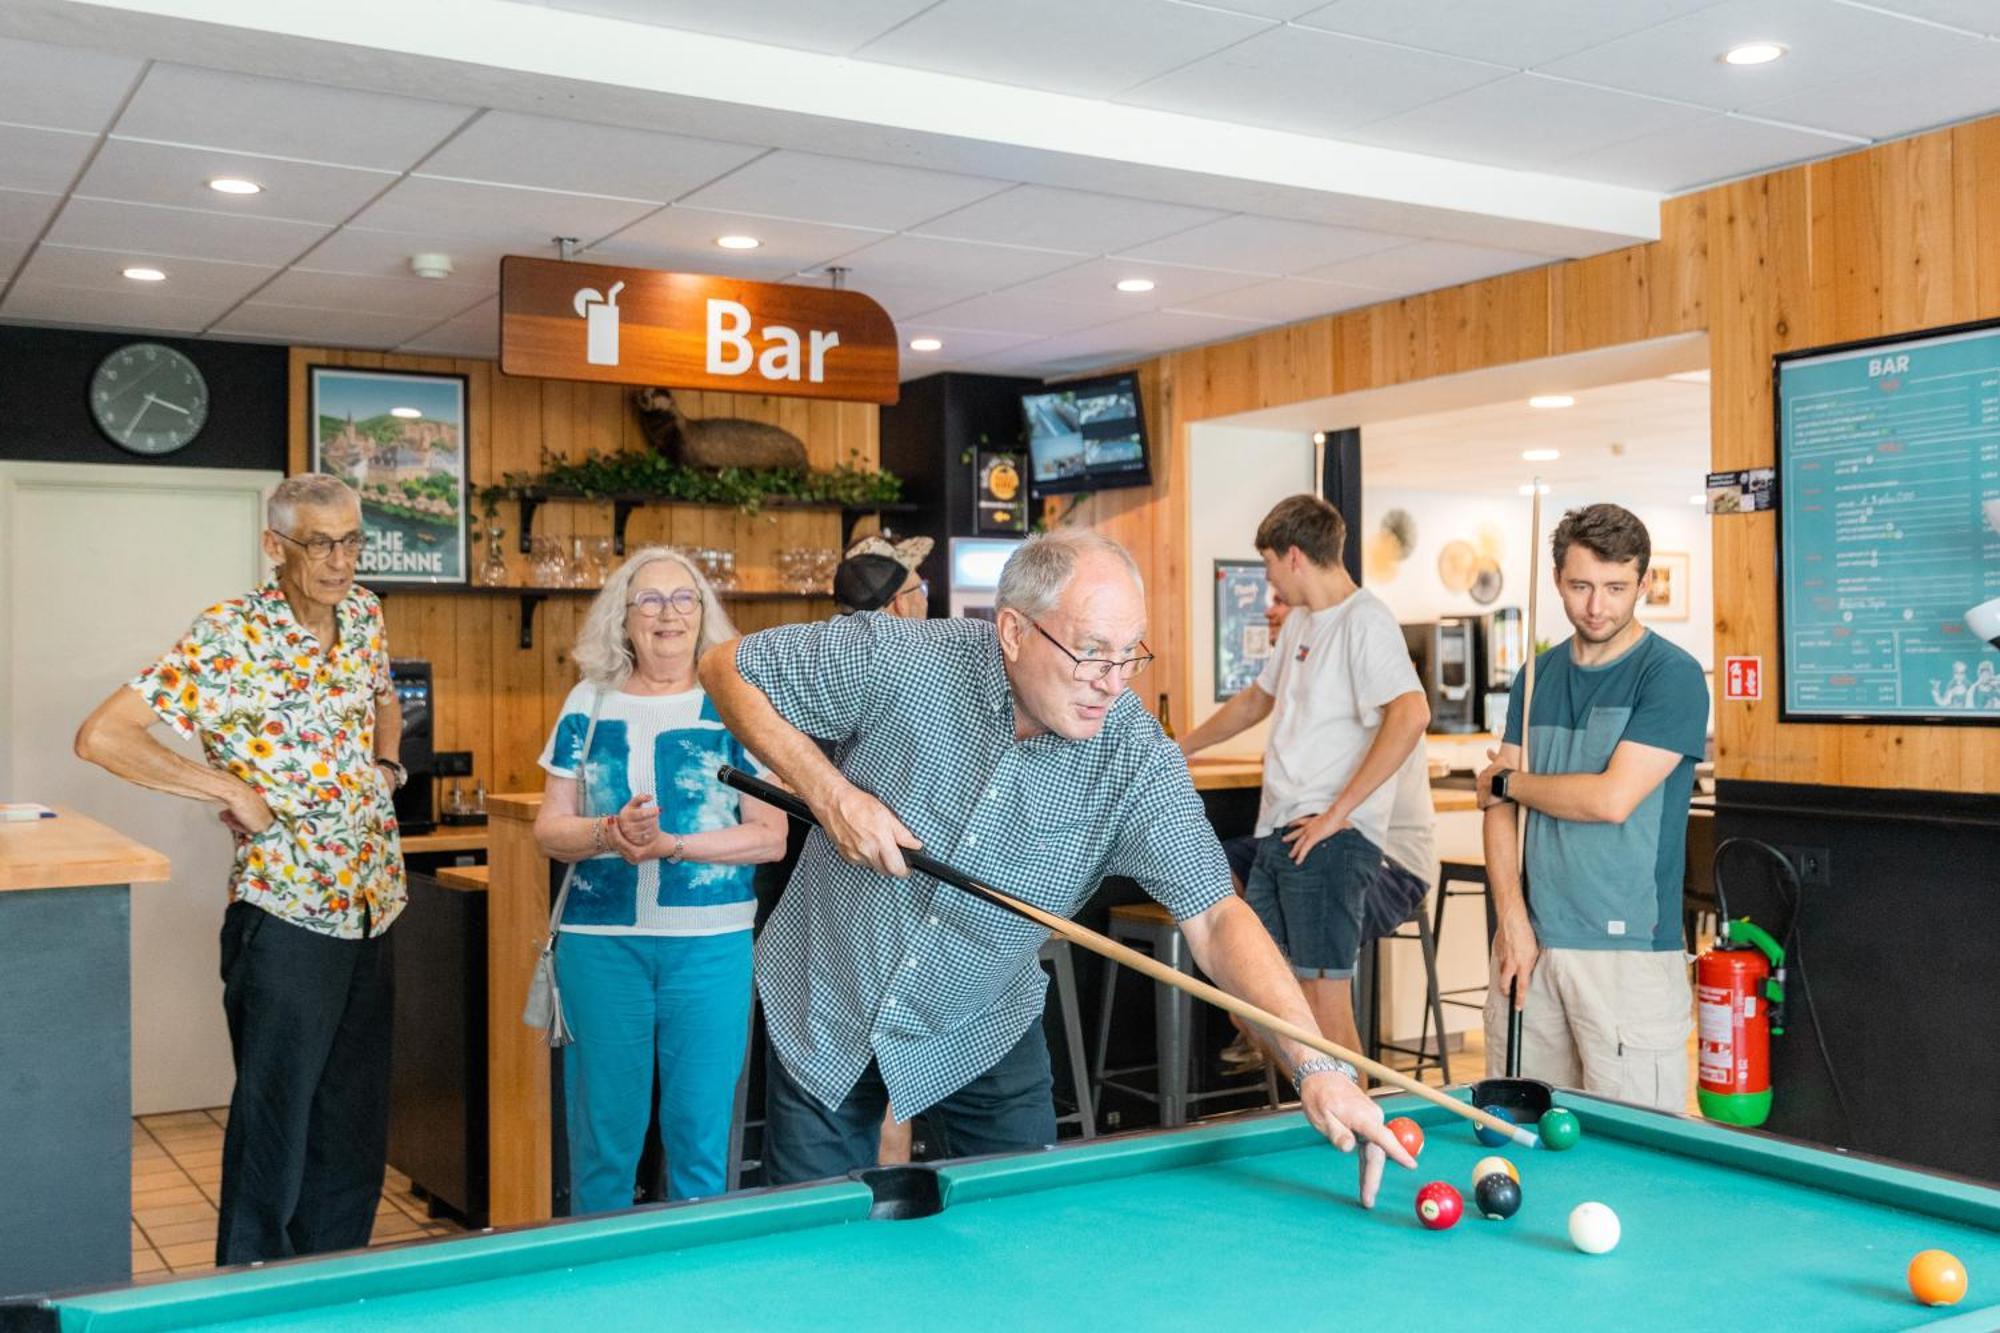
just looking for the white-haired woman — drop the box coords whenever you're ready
[533,546,786,1209]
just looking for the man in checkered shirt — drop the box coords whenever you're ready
[702,530,1413,1203]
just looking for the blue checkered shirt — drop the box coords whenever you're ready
[736,613,1231,1116]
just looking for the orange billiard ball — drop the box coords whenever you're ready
[1385,1116,1424,1159]
[1907,1250,1967,1307]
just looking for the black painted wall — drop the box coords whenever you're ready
[1711,781,2000,1184]
[0,325,287,471]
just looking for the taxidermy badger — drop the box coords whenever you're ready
[634,388,809,472]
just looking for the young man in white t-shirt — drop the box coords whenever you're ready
[1179,495,1430,1053]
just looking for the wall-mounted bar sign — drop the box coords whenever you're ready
[499,256,900,404]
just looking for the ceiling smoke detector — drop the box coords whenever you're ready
[410,253,454,280]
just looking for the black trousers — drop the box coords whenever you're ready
[215,902,395,1266]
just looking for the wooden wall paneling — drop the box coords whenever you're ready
[1654,193,1709,336]
[1807,150,1885,344]
[1951,118,2000,318]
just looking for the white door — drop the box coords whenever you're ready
[0,462,277,1114]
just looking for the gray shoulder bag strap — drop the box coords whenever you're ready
[521,688,606,1047]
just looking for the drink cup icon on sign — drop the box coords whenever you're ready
[574,281,626,366]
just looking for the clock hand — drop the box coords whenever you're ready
[111,359,169,404]
[149,396,191,416]
[122,395,155,443]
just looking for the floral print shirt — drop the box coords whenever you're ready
[131,578,405,939]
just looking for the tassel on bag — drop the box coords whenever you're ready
[522,689,604,1049]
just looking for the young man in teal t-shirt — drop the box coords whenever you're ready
[1476,504,1709,1111]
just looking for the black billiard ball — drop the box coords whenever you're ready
[1474,1172,1522,1221]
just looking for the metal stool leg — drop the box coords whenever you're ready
[1089,930,1122,1116]
[1157,926,1191,1127]
[1415,908,1450,1084]
[1043,938,1096,1139]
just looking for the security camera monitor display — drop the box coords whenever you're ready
[1776,321,2000,724]
[1021,372,1152,496]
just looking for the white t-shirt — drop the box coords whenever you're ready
[1381,744,1440,889]
[1254,587,1423,847]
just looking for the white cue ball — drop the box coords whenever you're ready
[1567,1201,1621,1255]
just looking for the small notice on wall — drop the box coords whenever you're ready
[1705,468,1775,514]
[1724,656,1763,702]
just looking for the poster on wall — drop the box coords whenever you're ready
[308,366,469,585]
[1215,560,1277,701]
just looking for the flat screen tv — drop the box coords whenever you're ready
[1021,371,1152,496]
[1774,318,2000,725]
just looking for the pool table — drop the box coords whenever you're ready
[9,1091,1998,1331]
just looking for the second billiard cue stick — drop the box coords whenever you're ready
[1507,477,1544,1075]
[719,766,1540,1150]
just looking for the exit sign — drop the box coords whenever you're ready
[1724,656,1762,701]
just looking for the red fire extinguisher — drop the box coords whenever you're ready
[1696,917,1785,1127]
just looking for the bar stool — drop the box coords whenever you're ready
[1039,936,1096,1140]
[1430,859,1491,1020]
[1356,898,1451,1085]
[1089,902,1278,1127]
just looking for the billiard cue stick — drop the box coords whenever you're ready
[1507,477,1544,1075]
[718,766,1540,1150]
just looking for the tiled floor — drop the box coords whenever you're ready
[131,1110,464,1279]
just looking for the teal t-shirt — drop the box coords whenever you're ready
[1503,631,1708,952]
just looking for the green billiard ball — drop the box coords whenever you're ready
[1540,1107,1581,1150]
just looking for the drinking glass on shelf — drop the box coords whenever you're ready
[589,537,615,586]
[478,522,510,587]
[569,537,590,588]
[812,547,839,593]
[712,549,737,592]
[528,535,563,588]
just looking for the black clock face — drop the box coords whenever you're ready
[91,342,209,456]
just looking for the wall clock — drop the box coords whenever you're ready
[90,342,209,455]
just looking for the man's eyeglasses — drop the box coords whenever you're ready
[629,588,700,618]
[895,579,930,603]
[272,530,364,561]
[1030,620,1153,683]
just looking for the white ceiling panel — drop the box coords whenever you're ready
[803,275,976,320]
[1841,0,2000,37]
[544,0,937,53]
[0,189,60,243]
[0,35,143,133]
[1,281,236,333]
[1117,214,1405,277]
[114,64,471,170]
[1535,0,1981,114]
[14,244,272,303]
[0,242,29,286]
[47,198,329,266]
[1552,113,1858,192]
[1001,308,1261,372]
[416,111,764,202]
[855,0,1269,99]
[1171,277,1380,322]
[0,125,96,195]
[1204,0,1333,18]
[78,140,396,224]
[1299,239,1553,291]
[587,206,886,281]
[346,176,659,247]
[914,185,1225,255]
[211,301,445,348]
[1744,41,2000,140]
[828,234,1086,296]
[398,297,499,358]
[893,326,1041,363]
[1293,0,1724,70]
[1118,24,1508,137]
[255,269,494,320]
[1348,75,1712,172]
[292,227,513,286]
[915,290,1128,338]
[1003,256,1261,308]
[677,150,1008,230]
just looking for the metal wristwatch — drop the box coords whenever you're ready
[375,757,408,790]
[1292,1056,1359,1090]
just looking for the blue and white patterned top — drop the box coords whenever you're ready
[538,683,763,936]
[736,613,1232,1117]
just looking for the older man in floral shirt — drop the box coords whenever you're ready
[77,473,406,1266]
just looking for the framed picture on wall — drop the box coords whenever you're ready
[1215,559,1277,701]
[308,366,470,585]
[1640,550,1690,621]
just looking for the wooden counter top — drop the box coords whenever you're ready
[1186,756,1263,791]
[0,807,171,892]
[434,864,490,893]
[488,793,541,823]
[402,827,489,855]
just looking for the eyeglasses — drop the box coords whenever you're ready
[272,530,364,561]
[629,588,700,617]
[895,579,930,602]
[1030,620,1153,683]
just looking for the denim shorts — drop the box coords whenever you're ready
[1243,827,1384,979]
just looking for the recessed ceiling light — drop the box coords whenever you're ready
[207,177,262,195]
[1522,448,1560,462]
[1721,42,1786,66]
[1518,483,1552,495]
[122,266,166,282]
[716,235,760,250]
[908,337,942,352]
[390,406,423,419]
[1690,494,1708,506]
[1528,394,1574,409]
[1115,278,1156,293]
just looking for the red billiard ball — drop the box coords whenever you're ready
[1415,1181,1463,1231]
[1386,1116,1424,1159]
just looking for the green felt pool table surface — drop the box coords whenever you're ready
[15,1092,2000,1332]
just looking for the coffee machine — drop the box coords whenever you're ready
[389,659,435,834]
[1402,619,1480,733]
[1479,607,1526,734]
